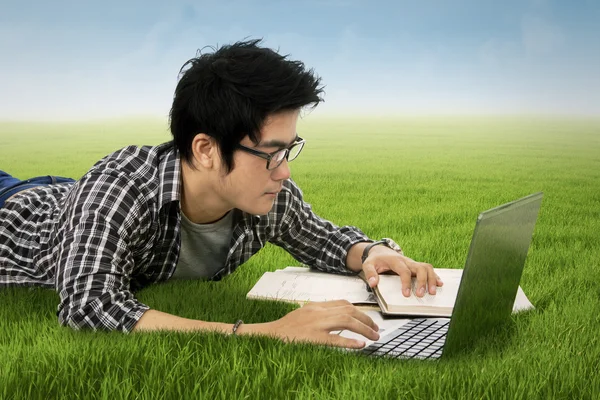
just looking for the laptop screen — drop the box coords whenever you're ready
[442,192,543,358]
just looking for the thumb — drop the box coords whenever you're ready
[362,262,379,288]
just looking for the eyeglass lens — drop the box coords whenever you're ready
[269,142,303,170]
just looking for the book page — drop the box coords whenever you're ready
[247,271,375,304]
[376,268,463,309]
[277,266,314,273]
[514,286,534,312]
[249,267,534,313]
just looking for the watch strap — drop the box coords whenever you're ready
[360,238,403,264]
[361,240,388,263]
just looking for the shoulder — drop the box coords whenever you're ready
[81,142,175,198]
[89,142,172,177]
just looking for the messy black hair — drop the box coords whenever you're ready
[169,38,325,174]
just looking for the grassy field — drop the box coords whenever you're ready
[1,115,599,399]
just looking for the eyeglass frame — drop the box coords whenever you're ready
[235,136,306,170]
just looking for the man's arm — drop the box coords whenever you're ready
[131,303,380,349]
[268,179,392,275]
[54,171,153,332]
[131,309,269,335]
[345,241,372,273]
[130,238,371,335]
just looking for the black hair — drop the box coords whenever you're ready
[169,38,325,174]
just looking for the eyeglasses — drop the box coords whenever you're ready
[235,136,306,170]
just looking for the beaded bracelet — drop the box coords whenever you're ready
[232,319,243,336]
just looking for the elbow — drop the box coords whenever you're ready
[57,292,149,333]
[57,302,103,332]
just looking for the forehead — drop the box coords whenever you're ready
[254,110,299,148]
[256,133,299,149]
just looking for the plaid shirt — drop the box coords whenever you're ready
[0,142,400,333]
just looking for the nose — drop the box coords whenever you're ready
[271,158,291,180]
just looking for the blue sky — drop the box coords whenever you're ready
[1,0,599,120]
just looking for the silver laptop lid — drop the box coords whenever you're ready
[442,192,543,358]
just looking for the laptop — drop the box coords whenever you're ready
[351,192,543,360]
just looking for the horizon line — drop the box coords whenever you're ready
[2,111,600,124]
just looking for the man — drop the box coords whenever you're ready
[0,39,442,349]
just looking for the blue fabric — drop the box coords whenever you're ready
[0,170,76,208]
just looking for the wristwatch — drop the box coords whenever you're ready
[361,238,403,264]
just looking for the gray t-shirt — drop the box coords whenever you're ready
[172,210,234,280]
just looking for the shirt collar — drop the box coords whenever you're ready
[156,142,181,208]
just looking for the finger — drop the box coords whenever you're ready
[318,306,379,340]
[298,334,367,349]
[410,263,428,297]
[328,334,367,349]
[312,302,381,332]
[282,330,367,349]
[328,313,380,341]
[425,265,438,295]
[327,304,380,332]
[361,261,379,287]
[348,305,380,332]
[437,275,444,287]
[396,264,412,297]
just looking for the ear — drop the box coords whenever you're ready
[190,133,219,169]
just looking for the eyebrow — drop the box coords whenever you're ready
[257,134,299,149]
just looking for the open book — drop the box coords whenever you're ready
[246,267,534,317]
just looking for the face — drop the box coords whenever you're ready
[216,109,299,215]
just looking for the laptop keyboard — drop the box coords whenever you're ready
[361,318,450,360]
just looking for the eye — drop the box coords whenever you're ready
[273,149,287,162]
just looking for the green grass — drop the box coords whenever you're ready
[1,115,600,399]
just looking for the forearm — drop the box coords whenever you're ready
[269,179,375,276]
[345,241,372,273]
[131,309,271,337]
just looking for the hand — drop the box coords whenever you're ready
[262,300,380,348]
[362,247,443,298]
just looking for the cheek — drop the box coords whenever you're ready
[230,163,269,194]
[231,154,274,191]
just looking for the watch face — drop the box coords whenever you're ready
[382,238,402,253]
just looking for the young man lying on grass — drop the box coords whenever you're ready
[0,39,442,349]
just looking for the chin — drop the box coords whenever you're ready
[244,196,276,216]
